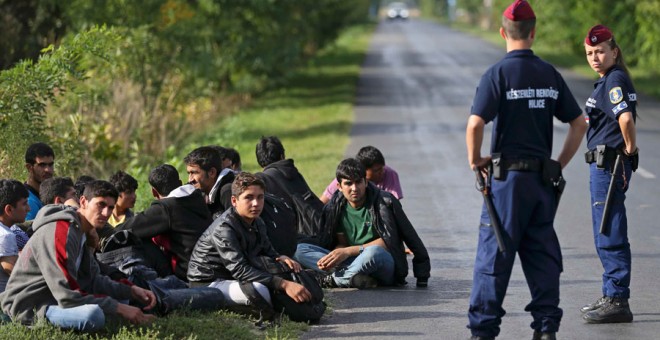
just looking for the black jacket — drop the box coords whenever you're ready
[208,169,235,219]
[257,159,316,207]
[187,208,284,289]
[325,183,430,285]
[117,186,212,281]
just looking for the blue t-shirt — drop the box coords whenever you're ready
[585,66,637,150]
[25,185,43,221]
[471,49,582,159]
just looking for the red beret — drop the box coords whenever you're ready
[585,24,613,46]
[503,0,536,21]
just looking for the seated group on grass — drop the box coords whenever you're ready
[0,138,430,332]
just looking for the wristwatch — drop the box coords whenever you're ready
[359,245,364,254]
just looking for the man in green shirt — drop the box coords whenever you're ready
[295,158,430,289]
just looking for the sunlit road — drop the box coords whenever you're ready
[303,19,660,340]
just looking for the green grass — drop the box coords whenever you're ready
[1,23,374,339]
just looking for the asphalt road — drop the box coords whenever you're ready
[302,19,660,340]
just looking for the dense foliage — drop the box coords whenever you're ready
[0,0,371,181]
[420,0,660,70]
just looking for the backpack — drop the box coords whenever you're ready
[260,193,298,257]
[262,168,325,244]
[239,256,325,323]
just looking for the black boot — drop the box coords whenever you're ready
[580,296,608,313]
[583,297,633,323]
[532,330,556,340]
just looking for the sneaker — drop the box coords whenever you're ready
[532,331,556,340]
[580,296,608,313]
[349,273,378,289]
[312,271,337,288]
[583,297,633,324]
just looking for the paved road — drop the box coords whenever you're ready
[302,19,660,340]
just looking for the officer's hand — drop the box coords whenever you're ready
[471,156,492,175]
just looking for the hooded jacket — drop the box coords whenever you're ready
[258,159,315,208]
[117,185,212,280]
[325,183,430,285]
[0,205,132,324]
[187,208,283,290]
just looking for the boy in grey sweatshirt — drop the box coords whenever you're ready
[0,180,157,332]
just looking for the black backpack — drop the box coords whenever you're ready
[260,193,298,257]
[262,168,325,245]
[239,257,325,323]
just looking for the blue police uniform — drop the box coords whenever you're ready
[585,65,637,299]
[468,49,582,337]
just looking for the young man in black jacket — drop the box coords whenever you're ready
[116,164,212,281]
[295,158,430,288]
[184,146,235,218]
[187,172,310,309]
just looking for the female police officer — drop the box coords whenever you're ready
[580,24,638,324]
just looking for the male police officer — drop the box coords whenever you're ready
[465,1,587,339]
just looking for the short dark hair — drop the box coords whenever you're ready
[0,179,29,215]
[74,175,96,200]
[231,172,265,197]
[501,17,536,40]
[226,148,241,169]
[109,170,138,193]
[336,158,366,183]
[25,142,55,164]
[355,146,386,168]
[82,180,118,201]
[149,164,182,196]
[40,177,75,205]
[255,136,285,168]
[184,146,222,172]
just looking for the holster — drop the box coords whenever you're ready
[542,158,566,209]
[491,153,503,180]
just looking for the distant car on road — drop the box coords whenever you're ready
[387,2,409,20]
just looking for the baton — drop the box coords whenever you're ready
[474,168,506,253]
[599,154,622,234]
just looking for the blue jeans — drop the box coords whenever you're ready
[294,243,395,287]
[589,159,633,298]
[46,304,105,332]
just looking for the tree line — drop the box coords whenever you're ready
[0,0,371,181]
[419,0,660,69]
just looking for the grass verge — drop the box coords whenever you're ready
[3,23,374,339]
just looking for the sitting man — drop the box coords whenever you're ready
[40,177,77,206]
[108,170,138,227]
[24,142,55,220]
[1,180,157,332]
[184,146,235,218]
[187,172,311,313]
[116,164,212,281]
[0,179,30,292]
[321,146,403,204]
[295,158,430,288]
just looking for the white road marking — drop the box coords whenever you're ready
[635,166,656,179]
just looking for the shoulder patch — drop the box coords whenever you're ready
[609,87,623,104]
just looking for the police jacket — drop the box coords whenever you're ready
[325,183,430,285]
[117,185,212,281]
[187,208,284,290]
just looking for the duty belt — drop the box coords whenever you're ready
[584,145,618,165]
[501,158,542,172]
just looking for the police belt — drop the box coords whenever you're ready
[584,145,618,165]
[500,158,542,172]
